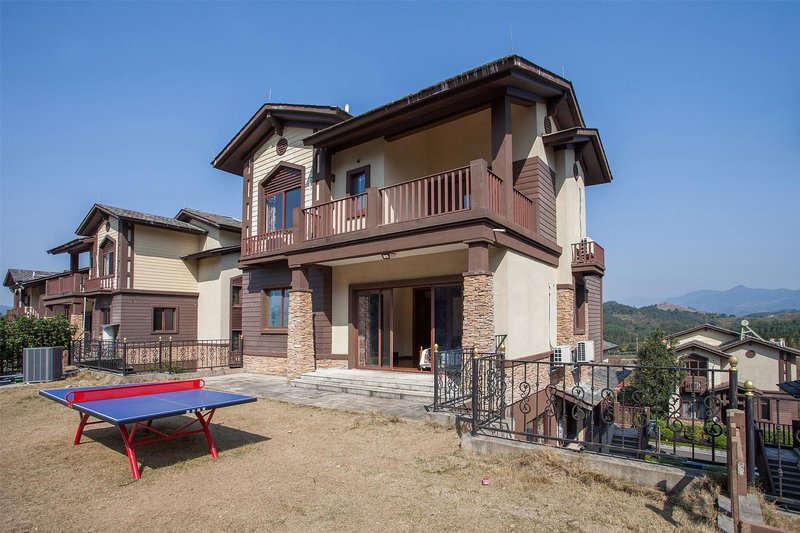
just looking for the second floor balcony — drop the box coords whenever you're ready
[571,239,605,275]
[44,272,88,297]
[241,159,550,262]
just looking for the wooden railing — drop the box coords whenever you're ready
[571,239,605,268]
[304,193,367,239]
[682,375,708,394]
[84,276,115,292]
[45,273,87,296]
[487,170,502,215]
[380,166,471,225]
[242,230,293,257]
[513,189,535,231]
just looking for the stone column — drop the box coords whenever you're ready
[461,242,495,353]
[286,266,315,380]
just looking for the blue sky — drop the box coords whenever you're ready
[1,1,798,307]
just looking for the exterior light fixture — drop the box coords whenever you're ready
[381,253,394,260]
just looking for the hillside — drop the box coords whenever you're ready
[664,285,800,315]
[604,302,800,352]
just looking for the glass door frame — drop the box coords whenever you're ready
[349,276,463,372]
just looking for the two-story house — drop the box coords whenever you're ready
[212,55,612,380]
[667,324,800,426]
[4,269,64,317]
[6,205,243,345]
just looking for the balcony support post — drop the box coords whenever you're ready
[469,159,489,211]
[292,207,305,244]
[366,187,380,229]
[314,148,333,205]
[491,95,513,219]
[287,265,315,380]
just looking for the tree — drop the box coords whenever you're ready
[625,329,683,417]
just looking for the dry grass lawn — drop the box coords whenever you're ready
[0,374,719,532]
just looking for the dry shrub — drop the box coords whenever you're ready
[669,475,720,523]
[758,492,800,531]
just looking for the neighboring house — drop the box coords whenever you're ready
[211,55,612,379]
[667,324,800,425]
[3,269,63,317]
[4,204,242,343]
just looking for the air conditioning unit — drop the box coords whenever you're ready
[552,345,573,365]
[576,340,595,363]
[23,346,63,383]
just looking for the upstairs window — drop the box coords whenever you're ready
[259,164,303,234]
[102,251,115,277]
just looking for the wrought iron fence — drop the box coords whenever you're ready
[470,354,735,465]
[71,338,243,375]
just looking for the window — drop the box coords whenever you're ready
[262,288,289,329]
[761,399,771,421]
[574,278,586,333]
[265,187,301,232]
[102,250,115,277]
[231,330,242,351]
[232,284,242,306]
[100,308,110,325]
[346,165,370,213]
[152,307,177,333]
[685,356,709,377]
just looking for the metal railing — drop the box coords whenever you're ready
[71,338,243,375]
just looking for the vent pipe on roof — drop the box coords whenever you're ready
[344,104,350,114]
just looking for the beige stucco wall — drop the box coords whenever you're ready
[726,343,788,392]
[491,248,556,358]
[252,126,314,228]
[188,220,240,251]
[673,329,738,348]
[330,137,387,196]
[132,226,200,292]
[554,148,586,285]
[196,253,242,339]
[330,249,468,355]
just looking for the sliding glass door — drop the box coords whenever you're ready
[356,289,392,368]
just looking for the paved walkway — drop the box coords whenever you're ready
[203,373,431,422]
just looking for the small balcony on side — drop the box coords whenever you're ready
[44,271,88,297]
[682,375,708,394]
[571,239,605,275]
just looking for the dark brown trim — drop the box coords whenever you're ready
[113,288,200,297]
[319,353,348,361]
[349,275,463,292]
[181,245,241,260]
[556,284,573,290]
[151,305,179,335]
[345,165,371,195]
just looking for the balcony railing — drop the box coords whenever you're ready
[683,375,708,394]
[45,273,87,296]
[242,230,294,256]
[571,239,605,270]
[240,159,551,260]
[84,275,115,292]
[304,193,367,239]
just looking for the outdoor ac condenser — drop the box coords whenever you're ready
[553,345,573,365]
[576,341,595,363]
[23,347,63,383]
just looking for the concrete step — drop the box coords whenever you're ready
[291,379,433,402]
[297,372,434,393]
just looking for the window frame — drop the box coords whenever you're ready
[574,277,587,334]
[346,165,371,196]
[261,287,290,332]
[256,162,304,235]
[151,306,178,334]
[761,398,772,421]
[263,187,302,233]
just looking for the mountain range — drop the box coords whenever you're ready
[620,286,800,315]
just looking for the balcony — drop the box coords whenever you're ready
[44,272,88,297]
[83,276,115,292]
[240,160,548,261]
[683,376,708,394]
[571,239,605,275]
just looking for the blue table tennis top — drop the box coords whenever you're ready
[39,385,256,425]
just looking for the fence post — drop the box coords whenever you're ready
[158,336,163,373]
[432,343,439,411]
[471,345,479,437]
[168,336,173,373]
[745,380,756,485]
[122,338,128,376]
[96,341,102,371]
[729,356,739,410]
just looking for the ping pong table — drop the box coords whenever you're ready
[40,379,256,480]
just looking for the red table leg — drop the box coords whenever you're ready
[74,413,90,445]
[118,424,141,480]
[195,410,218,459]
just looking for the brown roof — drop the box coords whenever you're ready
[212,104,350,175]
[3,269,65,289]
[719,337,800,358]
[665,324,739,341]
[303,55,586,150]
[175,208,242,233]
[674,340,731,360]
[76,204,208,236]
[47,237,94,255]
[181,245,241,261]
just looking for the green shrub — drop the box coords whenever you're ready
[0,314,75,373]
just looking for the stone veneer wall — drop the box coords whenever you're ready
[462,273,495,353]
[315,358,348,370]
[244,355,288,375]
[555,286,590,387]
[286,290,315,380]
